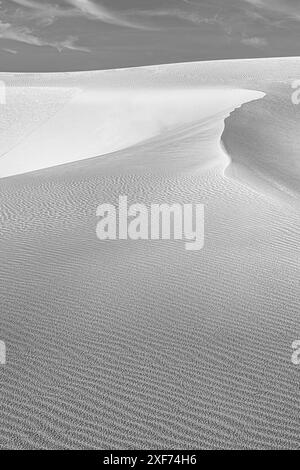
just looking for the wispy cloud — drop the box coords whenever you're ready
[11,0,149,29]
[65,0,148,29]
[2,47,18,54]
[11,0,76,22]
[133,8,223,27]
[241,36,268,47]
[0,0,89,51]
[0,0,155,53]
[242,0,300,20]
[0,18,88,51]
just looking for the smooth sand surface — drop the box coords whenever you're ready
[0,58,300,449]
[0,86,264,178]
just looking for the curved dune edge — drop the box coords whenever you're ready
[221,103,299,206]
[0,86,264,179]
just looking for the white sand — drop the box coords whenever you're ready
[0,58,300,449]
[0,86,264,178]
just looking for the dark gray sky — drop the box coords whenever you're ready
[0,0,299,71]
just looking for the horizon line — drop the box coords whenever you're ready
[0,55,299,76]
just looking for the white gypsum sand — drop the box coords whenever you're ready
[0,58,299,449]
[0,87,264,177]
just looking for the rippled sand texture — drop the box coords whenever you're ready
[0,58,300,449]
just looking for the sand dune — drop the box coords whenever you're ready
[0,58,300,449]
[0,86,263,178]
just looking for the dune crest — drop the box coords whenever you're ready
[0,84,263,178]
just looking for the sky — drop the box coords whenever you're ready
[0,0,299,71]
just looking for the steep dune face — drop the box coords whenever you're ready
[0,58,300,450]
[223,84,300,203]
[0,86,263,178]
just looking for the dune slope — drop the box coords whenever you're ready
[0,86,263,178]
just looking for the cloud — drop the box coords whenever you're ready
[2,47,18,54]
[0,19,89,51]
[11,0,50,8]
[242,0,300,20]
[133,8,222,27]
[11,0,149,29]
[242,0,267,6]
[64,0,137,27]
[130,6,235,34]
[241,36,268,47]
[0,1,91,50]
[1,0,154,53]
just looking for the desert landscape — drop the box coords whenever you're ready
[0,57,299,449]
